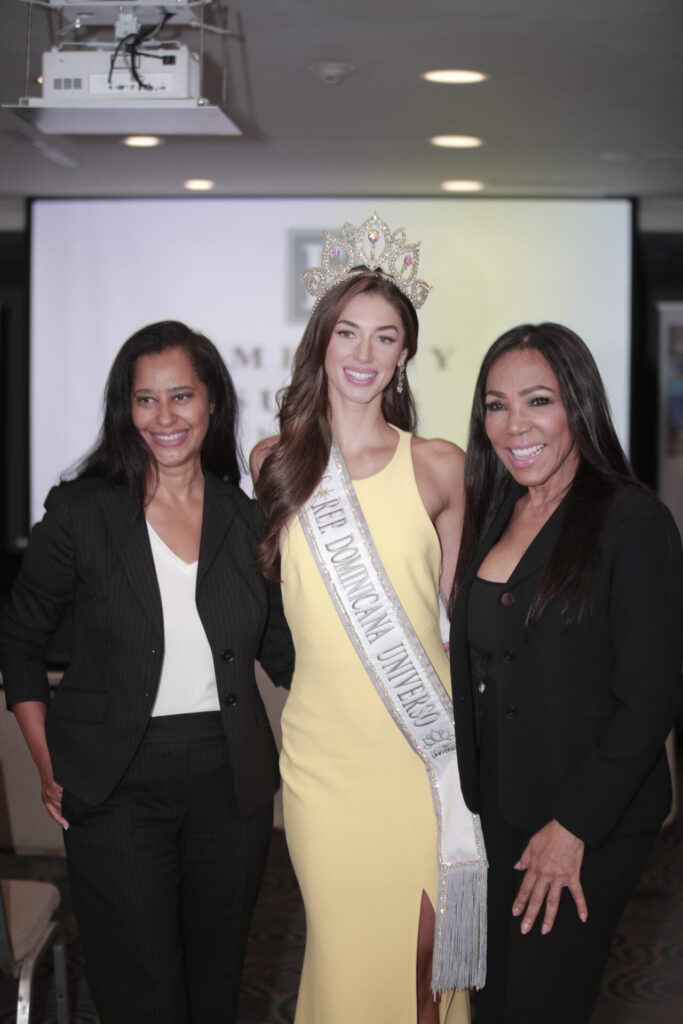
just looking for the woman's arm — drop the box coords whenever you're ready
[234,476,294,688]
[12,700,68,828]
[257,577,295,688]
[1,484,77,707]
[412,438,465,600]
[0,484,78,826]
[550,501,682,844]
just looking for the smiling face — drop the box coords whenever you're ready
[323,291,406,408]
[131,346,213,473]
[484,347,579,494]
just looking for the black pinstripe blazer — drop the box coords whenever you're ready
[0,472,294,815]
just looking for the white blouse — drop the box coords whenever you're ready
[147,521,220,717]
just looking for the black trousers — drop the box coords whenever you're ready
[473,684,657,1024]
[474,796,656,1024]
[62,712,273,1024]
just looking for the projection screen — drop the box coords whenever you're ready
[30,197,632,523]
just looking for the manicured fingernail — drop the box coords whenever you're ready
[580,913,587,922]
[541,924,549,935]
[521,920,530,934]
[512,905,521,916]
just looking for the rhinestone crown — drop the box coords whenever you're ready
[301,212,432,310]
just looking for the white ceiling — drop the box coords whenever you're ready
[0,0,682,199]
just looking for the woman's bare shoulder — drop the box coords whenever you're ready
[410,436,465,522]
[411,435,465,477]
[249,435,279,482]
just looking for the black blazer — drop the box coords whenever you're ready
[449,484,682,849]
[0,472,294,816]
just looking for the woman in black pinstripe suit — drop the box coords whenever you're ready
[1,321,294,1024]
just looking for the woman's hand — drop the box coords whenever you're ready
[38,764,68,830]
[512,819,587,934]
[12,700,69,829]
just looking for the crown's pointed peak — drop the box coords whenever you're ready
[301,213,432,310]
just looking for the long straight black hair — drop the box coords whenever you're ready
[76,320,241,508]
[451,322,644,624]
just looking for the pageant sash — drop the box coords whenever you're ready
[298,438,487,992]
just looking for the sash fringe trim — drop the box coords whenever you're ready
[432,860,488,994]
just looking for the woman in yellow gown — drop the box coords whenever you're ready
[252,216,481,1023]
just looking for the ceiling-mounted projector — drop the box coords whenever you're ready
[4,1,241,136]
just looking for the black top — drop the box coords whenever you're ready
[468,576,504,734]
[467,576,505,663]
[467,577,508,796]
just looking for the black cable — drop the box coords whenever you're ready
[108,12,175,90]
[127,41,153,90]
[107,34,133,85]
[127,10,177,91]
[139,11,174,43]
[124,50,171,63]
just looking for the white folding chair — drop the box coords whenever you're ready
[0,878,69,1024]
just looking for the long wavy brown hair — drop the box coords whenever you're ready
[254,270,419,579]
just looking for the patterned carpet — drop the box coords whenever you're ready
[1,767,682,1023]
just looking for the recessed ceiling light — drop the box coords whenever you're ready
[431,134,483,149]
[184,179,215,191]
[122,135,163,148]
[441,180,484,193]
[422,69,488,85]
[308,61,355,85]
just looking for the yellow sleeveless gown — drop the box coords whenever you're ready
[280,427,470,1023]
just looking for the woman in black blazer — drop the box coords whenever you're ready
[448,323,682,1023]
[0,321,294,1024]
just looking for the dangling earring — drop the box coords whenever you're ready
[396,363,405,395]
